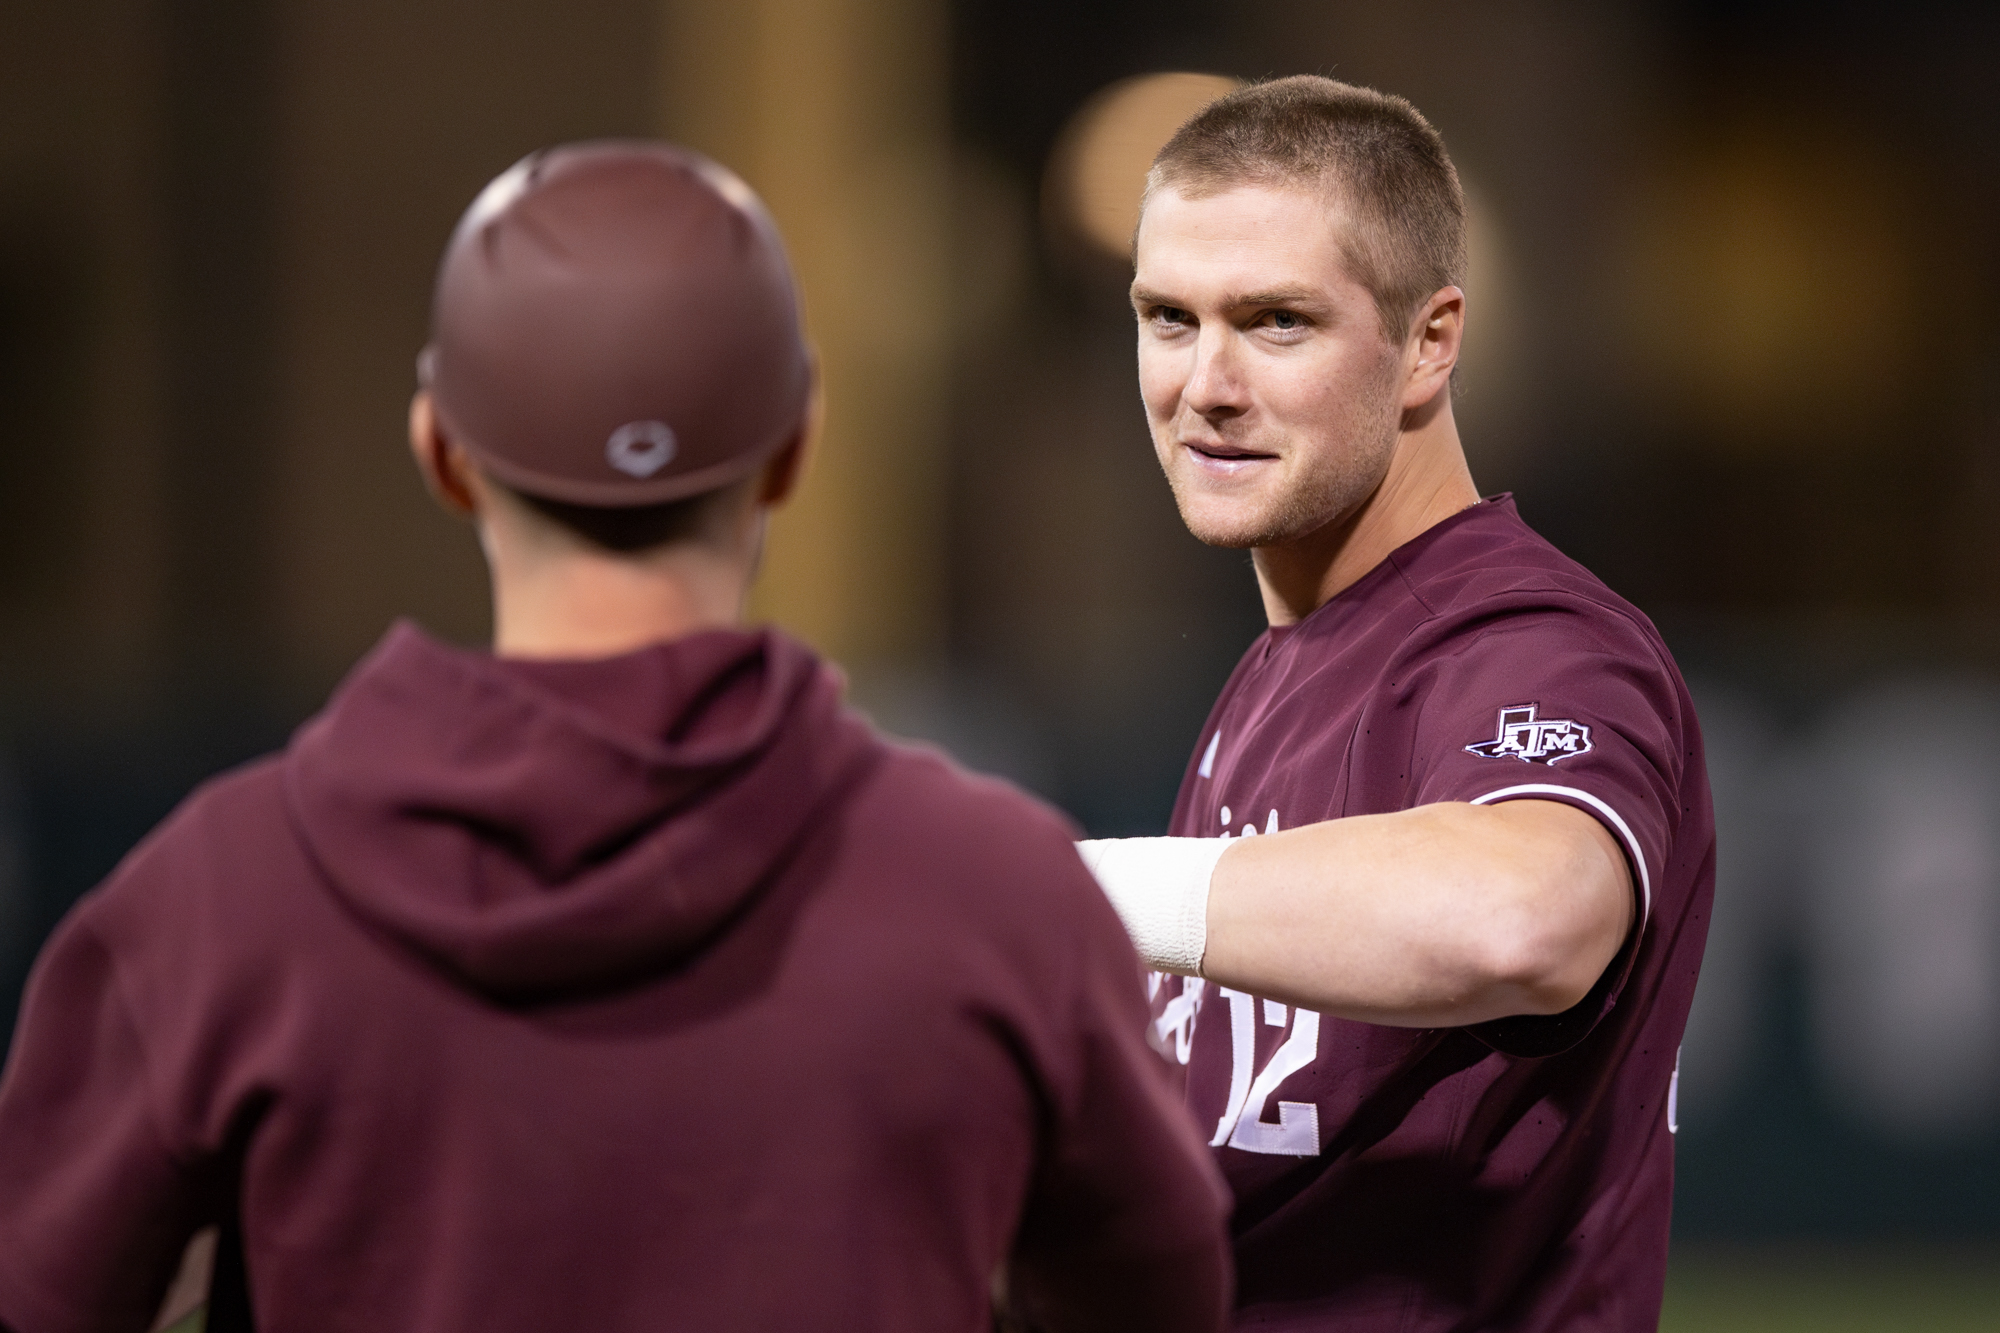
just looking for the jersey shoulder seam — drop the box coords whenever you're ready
[1403,577,1678,682]
[1384,548,1441,617]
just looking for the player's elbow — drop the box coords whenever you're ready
[1497,932,1606,1015]
[1441,802,1630,1016]
[1463,864,1622,1017]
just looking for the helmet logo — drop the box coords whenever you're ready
[606,421,678,478]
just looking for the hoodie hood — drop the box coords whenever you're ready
[285,621,876,999]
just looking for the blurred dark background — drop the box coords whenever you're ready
[4,0,1999,1308]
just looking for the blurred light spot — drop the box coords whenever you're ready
[1044,72,1242,261]
[1804,677,2000,1140]
[1618,125,1918,449]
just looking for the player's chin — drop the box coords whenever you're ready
[1173,495,1284,550]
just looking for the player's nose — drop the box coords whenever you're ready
[1181,328,1248,419]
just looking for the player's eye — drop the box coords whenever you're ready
[1156,306,1192,326]
[1265,309,1304,330]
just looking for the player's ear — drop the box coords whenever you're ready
[1402,286,1464,410]
[408,390,480,517]
[756,352,822,509]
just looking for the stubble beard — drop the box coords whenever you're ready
[1164,379,1403,552]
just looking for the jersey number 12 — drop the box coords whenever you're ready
[1211,989,1321,1156]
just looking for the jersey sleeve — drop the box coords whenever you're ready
[0,913,211,1333]
[1398,595,1689,1055]
[1005,848,1233,1333]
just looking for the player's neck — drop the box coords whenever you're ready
[1252,397,1479,627]
[484,517,762,661]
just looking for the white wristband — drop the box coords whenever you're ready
[1075,837,1231,975]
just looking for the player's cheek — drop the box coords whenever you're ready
[1136,358,1176,426]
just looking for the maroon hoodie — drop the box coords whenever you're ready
[0,623,1230,1333]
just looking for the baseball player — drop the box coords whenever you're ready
[0,142,1231,1333]
[1080,78,1716,1329]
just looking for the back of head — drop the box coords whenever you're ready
[422,140,812,510]
[1148,76,1466,344]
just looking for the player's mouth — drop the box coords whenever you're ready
[1183,440,1278,478]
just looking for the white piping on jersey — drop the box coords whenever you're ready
[1468,783,1652,925]
[1198,730,1220,778]
[1667,1046,1680,1134]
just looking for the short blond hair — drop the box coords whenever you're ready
[1147,75,1466,344]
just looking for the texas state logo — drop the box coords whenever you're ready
[1464,703,1593,763]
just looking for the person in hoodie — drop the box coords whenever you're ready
[0,141,1232,1333]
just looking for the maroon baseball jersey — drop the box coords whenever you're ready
[1154,495,1714,1330]
[0,623,1230,1333]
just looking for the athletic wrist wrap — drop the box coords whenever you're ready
[1075,837,1230,976]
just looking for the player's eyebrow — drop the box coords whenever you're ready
[1231,285,1324,308]
[1128,283,1331,313]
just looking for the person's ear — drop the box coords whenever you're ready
[1402,286,1464,410]
[757,429,809,508]
[408,391,480,516]
[757,357,822,508]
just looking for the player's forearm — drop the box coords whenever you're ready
[1081,800,1631,1027]
[1202,801,1630,1025]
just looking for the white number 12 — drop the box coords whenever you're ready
[1211,989,1321,1156]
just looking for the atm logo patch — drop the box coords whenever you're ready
[1464,703,1592,764]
